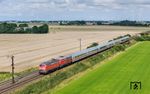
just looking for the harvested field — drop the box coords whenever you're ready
[0,26,146,72]
[49,25,149,32]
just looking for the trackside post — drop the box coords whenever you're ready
[11,55,15,83]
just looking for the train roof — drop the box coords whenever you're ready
[71,43,105,57]
[71,36,130,57]
[71,47,96,57]
[56,55,72,59]
[41,55,72,65]
[108,36,129,44]
[42,58,59,65]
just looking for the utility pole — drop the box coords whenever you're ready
[11,55,15,83]
[79,38,82,51]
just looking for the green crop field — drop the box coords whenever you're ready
[52,41,150,94]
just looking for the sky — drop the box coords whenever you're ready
[0,0,150,21]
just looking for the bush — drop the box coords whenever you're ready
[0,23,17,33]
[87,42,99,48]
[38,24,49,33]
[19,24,28,27]
[113,44,126,51]
[133,34,150,41]
[0,22,49,34]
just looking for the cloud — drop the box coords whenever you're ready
[0,0,150,20]
[1,0,150,12]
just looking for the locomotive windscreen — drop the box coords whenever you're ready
[43,59,59,65]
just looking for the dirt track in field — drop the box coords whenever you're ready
[0,26,146,72]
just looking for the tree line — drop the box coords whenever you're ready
[59,21,102,25]
[110,20,149,27]
[0,23,49,34]
[57,20,149,27]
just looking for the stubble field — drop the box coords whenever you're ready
[0,25,148,72]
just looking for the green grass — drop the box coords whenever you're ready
[0,68,37,84]
[0,72,12,82]
[52,41,150,94]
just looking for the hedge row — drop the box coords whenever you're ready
[133,31,150,41]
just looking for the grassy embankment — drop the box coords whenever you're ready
[0,72,12,82]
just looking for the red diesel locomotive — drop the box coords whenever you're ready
[39,56,72,74]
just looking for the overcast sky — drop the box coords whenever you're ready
[0,0,150,21]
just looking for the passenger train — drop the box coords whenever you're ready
[39,35,130,74]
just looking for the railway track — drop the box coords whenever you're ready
[0,71,43,94]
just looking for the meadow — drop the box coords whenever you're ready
[52,41,150,94]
